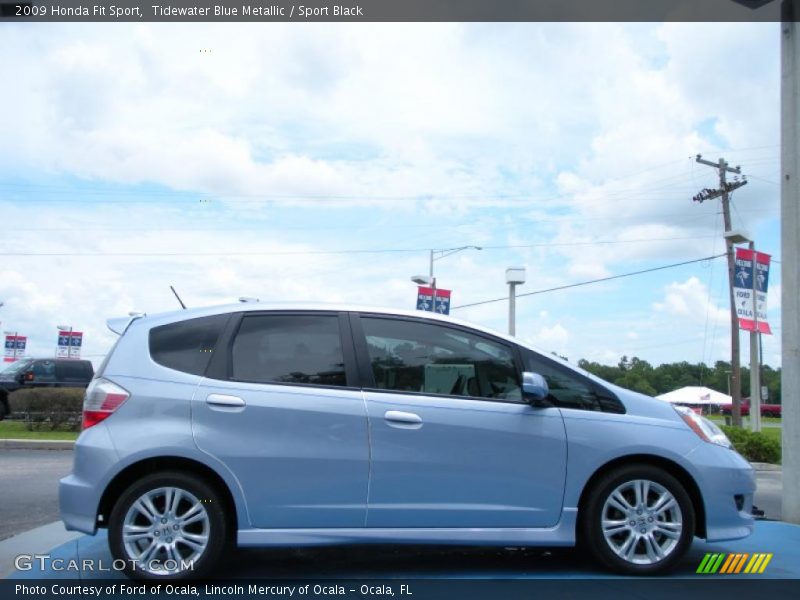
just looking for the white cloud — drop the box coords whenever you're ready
[526,324,570,357]
[0,22,782,367]
[653,276,728,326]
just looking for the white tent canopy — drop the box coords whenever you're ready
[656,386,731,406]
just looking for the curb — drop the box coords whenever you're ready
[751,462,781,471]
[0,439,74,450]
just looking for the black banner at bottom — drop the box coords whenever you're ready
[4,579,800,600]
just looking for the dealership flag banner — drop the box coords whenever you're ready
[416,287,452,315]
[3,335,27,363]
[57,331,83,358]
[734,248,772,335]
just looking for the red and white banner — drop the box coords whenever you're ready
[734,248,772,335]
[416,286,452,315]
[57,331,83,359]
[4,335,27,363]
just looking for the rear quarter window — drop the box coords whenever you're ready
[149,314,229,376]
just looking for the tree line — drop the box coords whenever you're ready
[575,356,782,403]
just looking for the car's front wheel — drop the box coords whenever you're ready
[108,471,229,580]
[582,464,695,575]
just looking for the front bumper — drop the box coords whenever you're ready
[686,442,756,542]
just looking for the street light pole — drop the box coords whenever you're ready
[749,241,762,433]
[506,268,526,336]
[430,250,437,314]
[416,246,483,314]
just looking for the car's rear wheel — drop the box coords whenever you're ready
[108,471,229,580]
[582,464,695,575]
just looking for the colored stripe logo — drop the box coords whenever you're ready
[697,552,773,574]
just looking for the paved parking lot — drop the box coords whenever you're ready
[0,449,73,541]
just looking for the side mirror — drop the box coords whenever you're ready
[522,371,549,405]
[22,371,34,384]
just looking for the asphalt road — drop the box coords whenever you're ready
[754,469,782,520]
[0,449,784,542]
[0,449,73,541]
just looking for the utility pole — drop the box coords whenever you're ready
[693,155,748,426]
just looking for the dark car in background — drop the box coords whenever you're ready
[720,401,782,418]
[0,358,94,420]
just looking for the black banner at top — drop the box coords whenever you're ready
[0,0,790,23]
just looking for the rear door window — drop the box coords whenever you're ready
[230,314,347,387]
[149,314,229,376]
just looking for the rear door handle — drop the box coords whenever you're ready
[384,410,422,425]
[206,394,246,408]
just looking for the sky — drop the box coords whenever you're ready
[0,21,783,372]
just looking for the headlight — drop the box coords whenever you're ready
[674,405,732,448]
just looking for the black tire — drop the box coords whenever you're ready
[108,471,230,580]
[581,464,695,575]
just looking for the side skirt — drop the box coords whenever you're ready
[238,508,577,548]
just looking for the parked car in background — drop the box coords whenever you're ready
[60,304,755,580]
[0,358,94,420]
[720,401,782,418]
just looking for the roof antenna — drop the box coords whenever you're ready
[170,286,187,309]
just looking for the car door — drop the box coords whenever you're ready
[193,311,369,529]
[352,313,567,529]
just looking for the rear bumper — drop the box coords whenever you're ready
[59,474,99,535]
[58,423,119,535]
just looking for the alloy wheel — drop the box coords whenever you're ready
[600,479,683,565]
[121,486,210,575]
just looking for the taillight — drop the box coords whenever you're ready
[82,378,130,430]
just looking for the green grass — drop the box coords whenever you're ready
[0,420,79,440]
[708,415,782,427]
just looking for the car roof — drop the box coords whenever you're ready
[15,357,91,363]
[111,302,611,386]
[129,302,500,336]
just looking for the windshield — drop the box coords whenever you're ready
[0,359,33,377]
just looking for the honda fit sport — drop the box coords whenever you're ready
[60,304,755,579]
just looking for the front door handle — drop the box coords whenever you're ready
[206,394,246,408]
[384,410,422,425]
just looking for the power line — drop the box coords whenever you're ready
[3,208,758,233]
[0,235,720,258]
[451,254,727,310]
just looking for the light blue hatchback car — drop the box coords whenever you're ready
[60,304,755,579]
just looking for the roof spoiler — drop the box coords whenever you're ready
[107,312,146,336]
